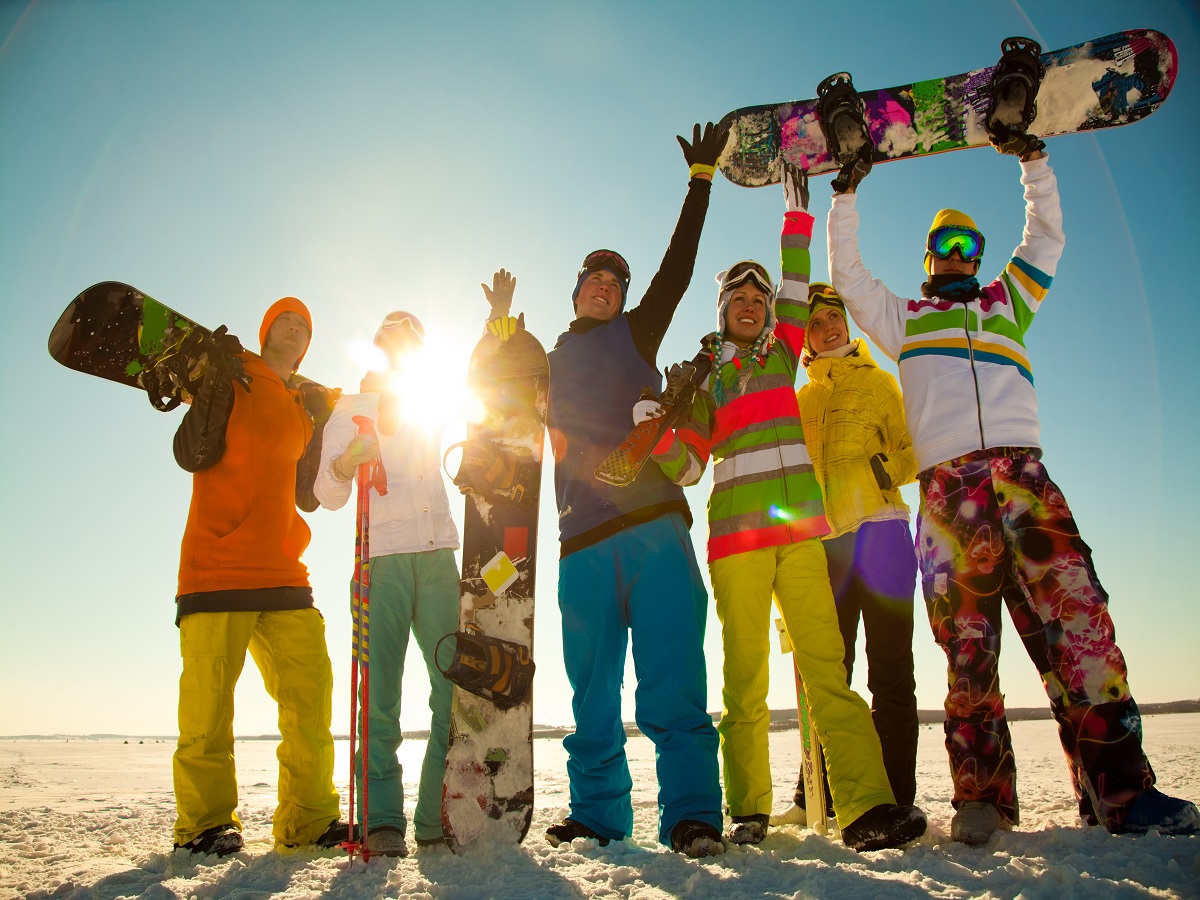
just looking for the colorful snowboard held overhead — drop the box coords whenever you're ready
[717,29,1178,187]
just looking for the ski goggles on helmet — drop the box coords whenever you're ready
[720,260,774,297]
[927,225,985,262]
[375,311,425,345]
[578,249,631,285]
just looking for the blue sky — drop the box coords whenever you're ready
[2,0,1197,737]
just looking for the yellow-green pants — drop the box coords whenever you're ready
[711,539,895,828]
[173,609,341,847]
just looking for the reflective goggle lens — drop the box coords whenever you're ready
[578,249,631,284]
[722,261,774,296]
[927,226,985,262]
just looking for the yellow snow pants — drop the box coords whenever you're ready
[711,539,895,828]
[172,609,341,847]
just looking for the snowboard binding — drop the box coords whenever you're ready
[816,72,870,164]
[143,325,250,412]
[444,439,539,508]
[436,629,534,710]
[986,36,1046,137]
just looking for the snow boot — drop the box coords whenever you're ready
[950,802,1011,846]
[546,818,611,847]
[1111,788,1200,836]
[768,803,807,827]
[366,825,408,857]
[726,813,768,845]
[175,823,243,857]
[670,819,725,858]
[842,804,928,852]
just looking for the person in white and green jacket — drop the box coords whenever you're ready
[828,130,1199,844]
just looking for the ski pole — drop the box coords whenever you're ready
[345,415,388,862]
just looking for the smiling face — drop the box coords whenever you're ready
[807,305,849,353]
[724,286,768,348]
[574,269,624,322]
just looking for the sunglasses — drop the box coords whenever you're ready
[927,225,985,262]
[578,249,631,284]
[721,260,774,296]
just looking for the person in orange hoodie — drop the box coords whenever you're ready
[171,298,345,857]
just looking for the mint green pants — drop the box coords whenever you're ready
[354,549,459,841]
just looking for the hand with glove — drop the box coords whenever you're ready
[870,453,893,491]
[206,325,251,392]
[832,142,873,194]
[633,398,665,426]
[297,381,341,428]
[989,121,1045,161]
[782,160,810,212]
[333,432,380,481]
[677,121,730,182]
[482,268,519,342]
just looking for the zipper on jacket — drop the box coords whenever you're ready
[963,302,986,449]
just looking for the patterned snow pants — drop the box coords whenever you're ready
[916,448,1154,829]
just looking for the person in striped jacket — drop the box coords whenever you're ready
[828,134,1200,843]
[645,164,926,853]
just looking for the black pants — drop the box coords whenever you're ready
[795,521,919,808]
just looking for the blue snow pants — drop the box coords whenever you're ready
[558,512,722,845]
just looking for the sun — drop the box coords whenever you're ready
[346,335,485,437]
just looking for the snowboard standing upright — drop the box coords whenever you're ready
[440,325,548,853]
[717,29,1177,187]
[775,618,827,834]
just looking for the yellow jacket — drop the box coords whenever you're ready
[797,339,915,538]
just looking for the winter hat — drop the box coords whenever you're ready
[805,282,847,353]
[259,296,313,366]
[925,208,982,273]
[572,249,631,311]
[373,310,425,346]
[715,260,776,336]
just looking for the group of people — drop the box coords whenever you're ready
[164,117,1198,862]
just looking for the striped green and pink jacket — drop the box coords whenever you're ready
[652,210,830,562]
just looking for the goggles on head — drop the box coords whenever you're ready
[378,312,425,341]
[927,225,985,263]
[578,249,631,285]
[721,260,774,297]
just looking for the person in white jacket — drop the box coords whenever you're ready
[315,305,466,857]
[826,133,1199,845]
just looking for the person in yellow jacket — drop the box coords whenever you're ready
[171,298,345,857]
[775,284,920,826]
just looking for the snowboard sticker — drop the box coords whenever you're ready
[718,29,1177,187]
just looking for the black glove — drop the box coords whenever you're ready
[201,325,251,393]
[677,121,730,173]
[832,143,873,194]
[297,381,339,428]
[870,453,892,491]
[989,121,1045,160]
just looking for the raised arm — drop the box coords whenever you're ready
[626,121,728,367]
[773,162,815,359]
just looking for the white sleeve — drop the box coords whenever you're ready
[313,397,359,510]
[827,192,909,363]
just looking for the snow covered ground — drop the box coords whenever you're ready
[1,714,1197,899]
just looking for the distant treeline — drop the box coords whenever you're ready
[9,700,1199,741]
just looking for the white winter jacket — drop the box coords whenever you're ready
[828,156,1065,473]
[314,392,459,556]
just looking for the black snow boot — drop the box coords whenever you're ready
[670,820,725,858]
[175,824,243,857]
[841,804,927,852]
[546,818,611,847]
